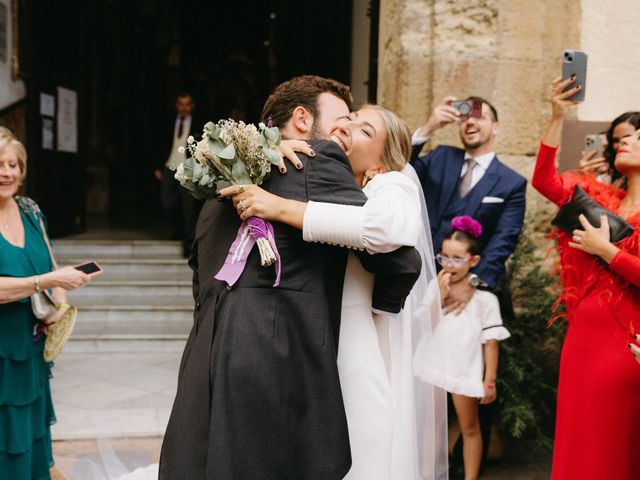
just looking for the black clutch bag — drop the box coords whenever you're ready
[551,185,634,243]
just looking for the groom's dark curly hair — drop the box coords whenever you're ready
[261,75,352,131]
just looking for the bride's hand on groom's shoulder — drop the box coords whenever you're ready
[274,140,315,174]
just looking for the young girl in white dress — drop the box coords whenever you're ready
[415,216,510,480]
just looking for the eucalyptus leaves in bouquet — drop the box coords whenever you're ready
[173,119,284,286]
[174,120,281,199]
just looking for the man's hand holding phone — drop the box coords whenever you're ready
[415,96,461,138]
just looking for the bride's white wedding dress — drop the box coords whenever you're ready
[303,167,448,480]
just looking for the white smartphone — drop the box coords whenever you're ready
[584,134,605,158]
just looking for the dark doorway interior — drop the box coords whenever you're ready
[24,0,353,237]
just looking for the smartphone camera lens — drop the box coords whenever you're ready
[567,56,573,62]
[453,101,471,116]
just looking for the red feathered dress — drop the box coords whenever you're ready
[532,143,640,480]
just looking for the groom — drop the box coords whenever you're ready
[159,75,422,480]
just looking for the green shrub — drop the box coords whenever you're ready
[497,221,566,447]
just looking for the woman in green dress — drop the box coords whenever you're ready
[0,127,90,479]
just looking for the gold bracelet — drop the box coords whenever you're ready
[34,276,41,293]
[56,302,71,310]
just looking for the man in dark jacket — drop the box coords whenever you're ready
[154,91,203,257]
[160,76,421,480]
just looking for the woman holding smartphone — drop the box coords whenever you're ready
[532,79,640,480]
[0,127,92,479]
[579,111,640,187]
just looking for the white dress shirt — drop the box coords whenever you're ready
[461,151,495,191]
[411,129,494,191]
[165,115,192,169]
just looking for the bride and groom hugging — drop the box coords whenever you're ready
[159,75,447,480]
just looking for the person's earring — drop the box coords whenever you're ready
[362,173,373,188]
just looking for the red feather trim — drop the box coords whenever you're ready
[548,172,640,333]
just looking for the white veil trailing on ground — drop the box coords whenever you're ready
[387,164,448,480]
[55,438,159,480]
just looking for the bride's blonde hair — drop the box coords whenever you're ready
[361,104,411,173]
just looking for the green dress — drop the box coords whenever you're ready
[0,197,55,480]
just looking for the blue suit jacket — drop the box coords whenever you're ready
[411,144,526,289]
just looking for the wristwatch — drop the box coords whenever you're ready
[467,273,481,288]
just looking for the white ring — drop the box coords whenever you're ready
[239,200,247,212]
[573,235,582,242]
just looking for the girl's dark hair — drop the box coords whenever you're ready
[605,111,640,183]
[442,229,482,256]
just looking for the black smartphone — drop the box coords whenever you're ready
[74,261,103,275]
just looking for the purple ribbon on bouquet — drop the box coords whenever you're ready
[215,216,281,287]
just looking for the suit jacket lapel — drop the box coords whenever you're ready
[464,157,501,216]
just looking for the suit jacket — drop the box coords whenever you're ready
[411,144,526,289]
[155,114,204,170]
[160,140,421,480]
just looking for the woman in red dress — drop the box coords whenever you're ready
[532,77,640,480]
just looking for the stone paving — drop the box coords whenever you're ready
[51,353,180,440]
[49,351,551,479]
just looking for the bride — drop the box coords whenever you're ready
[221,104,448,479]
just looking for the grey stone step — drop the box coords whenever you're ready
[72,305,193,336]
[65,335,188,353]
[58,258,192,282]
[53,240,183,259]
[69,295,194,308]
[67,281,193,300]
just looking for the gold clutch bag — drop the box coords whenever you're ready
[44,306,78,362]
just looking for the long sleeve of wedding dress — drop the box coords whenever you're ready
[302,171,422,253]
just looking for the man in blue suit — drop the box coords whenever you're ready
[411,95,525,306]
[411,95,526,476]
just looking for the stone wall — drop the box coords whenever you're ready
[378,0,581,156]
[377,0,584,229]
[578,0,640,121]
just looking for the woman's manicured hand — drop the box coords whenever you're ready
[568,214,620,263]
[274,140,315,174]
[219,184,284,222]
[579,149,608,174]
[550,76,580,120]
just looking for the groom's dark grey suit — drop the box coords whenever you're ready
[159,140,421,480]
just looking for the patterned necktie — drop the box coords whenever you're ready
[177,118,184,138]
[459,157,476,197]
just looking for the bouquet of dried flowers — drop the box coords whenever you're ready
[173,120,283,286]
